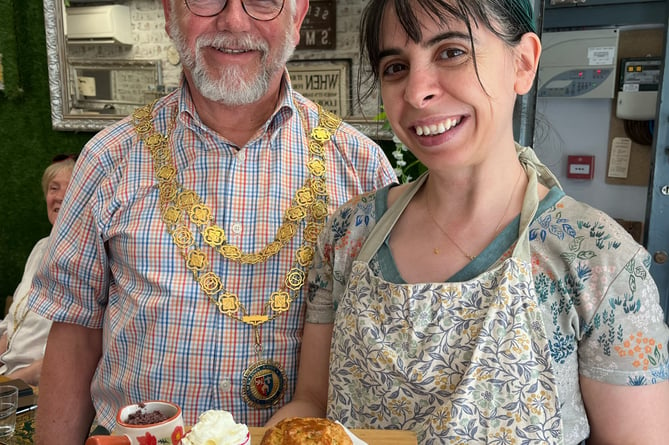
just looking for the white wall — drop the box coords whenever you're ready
[533,98,648,221]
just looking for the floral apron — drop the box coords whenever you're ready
[328,149,564,444]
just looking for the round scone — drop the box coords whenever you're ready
[261,417,353,445]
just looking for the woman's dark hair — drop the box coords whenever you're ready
[358,0,537,102]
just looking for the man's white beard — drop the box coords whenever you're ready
[169,18,296,105]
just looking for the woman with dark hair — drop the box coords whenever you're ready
[268,0,669,443]
[0,155,76,385]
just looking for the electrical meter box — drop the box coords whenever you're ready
[538,29,619,99]
[616,57,661,120]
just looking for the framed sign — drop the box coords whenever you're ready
[288,59,351,117]
[297,0,336,50]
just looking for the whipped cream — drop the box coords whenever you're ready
[181,410,249,445]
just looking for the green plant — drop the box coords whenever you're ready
[375,109,426,183]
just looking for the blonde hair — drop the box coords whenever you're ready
[42,158,75,197]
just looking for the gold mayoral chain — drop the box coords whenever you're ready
[132,99,342,409]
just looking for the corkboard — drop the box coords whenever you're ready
[606,28,664,186]
[615,218,644,244]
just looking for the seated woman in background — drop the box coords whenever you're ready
[0,154,76,386]
[268,0,669,443]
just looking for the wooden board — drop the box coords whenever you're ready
[248,426,417,445]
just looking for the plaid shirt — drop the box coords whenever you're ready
[29,76,396,429]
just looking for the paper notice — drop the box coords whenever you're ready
[608,137,632,179]
[78,76,96,97]
[588,47,615,66]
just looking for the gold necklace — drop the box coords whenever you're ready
[133,99,342,408]
[425,168,523,260]
[133,100,340,326]
[494,168,523,233]
[425,191,476,261]
[141,121,329,265]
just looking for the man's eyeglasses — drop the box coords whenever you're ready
[51,153,79,164]
[184,0,285,22]
[184,0,285,21]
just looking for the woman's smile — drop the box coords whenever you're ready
[413,116,462,136]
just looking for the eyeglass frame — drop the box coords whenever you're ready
[184,0,286,21]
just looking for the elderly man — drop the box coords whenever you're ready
[30,0,395,443]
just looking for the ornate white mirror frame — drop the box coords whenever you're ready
[45,0,107,131]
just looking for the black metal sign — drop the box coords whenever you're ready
[297,0,336,50]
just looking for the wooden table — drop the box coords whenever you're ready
[0,377,417,444]
[248,426,417,445]
[5,420,417,445]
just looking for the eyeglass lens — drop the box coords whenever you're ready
[185,0,285,21]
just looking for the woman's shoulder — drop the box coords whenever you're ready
[22,237,51,276]
[332,185,391,217]
[323,185,394,247]
[533,192,652,290]
[545,194,642,250]
[32,237,51,255]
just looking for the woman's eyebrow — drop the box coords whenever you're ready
[378,30,471,60]
[425,30,470,47]
[379,48,401,60]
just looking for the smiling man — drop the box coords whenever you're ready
[30,1,396,443]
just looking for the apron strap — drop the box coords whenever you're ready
[516,143,562,190]
[513,163,539,261]
[356,173,428,263]
[514,144,556,260]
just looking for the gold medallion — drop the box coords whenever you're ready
[241,359,286,409]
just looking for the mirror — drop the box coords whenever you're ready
[44,0,165,131]
[68,59,163,117]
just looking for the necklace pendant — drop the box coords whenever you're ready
[242,314,269,326]
[241,359,286,409]
[433,247,440,255]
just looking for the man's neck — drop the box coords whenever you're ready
[186,76,285,148]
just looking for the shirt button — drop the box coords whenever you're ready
[231,222,242,234]
[219,378,231,392]
[237,151,246,162]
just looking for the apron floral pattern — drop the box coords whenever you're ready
[328,166,564,444]
[330,261,563,444]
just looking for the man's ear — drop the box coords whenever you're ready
[292,0,310,46]
[162,0,173,37]
[514,32,542,95]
